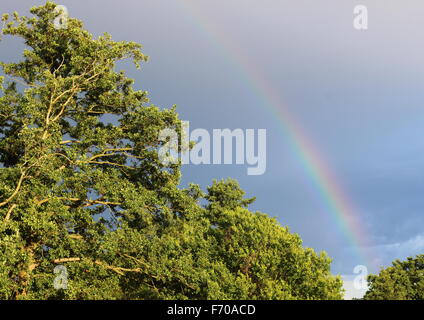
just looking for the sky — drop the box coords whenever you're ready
[1,0,424,299]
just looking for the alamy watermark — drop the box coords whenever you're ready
[53,5,68,30]
[53,265,68,290]
[158,121,267,176]
[353,5,368,30]
[353,265,368,290]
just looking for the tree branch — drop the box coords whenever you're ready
[0,170,26,207]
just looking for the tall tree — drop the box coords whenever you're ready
[0,2,343,299]
[363,255,424,300]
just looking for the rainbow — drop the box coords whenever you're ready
[177,0,378,269]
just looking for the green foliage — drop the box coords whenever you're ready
[0,2,343,299]
[363,255,424,300]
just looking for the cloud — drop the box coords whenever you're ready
[342,275,368,300]
[340,233,424,299]
[381,234,424,254]
[366,233,424,269]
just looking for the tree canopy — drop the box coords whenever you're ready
[0,2,343,299]
[363,255,424,300]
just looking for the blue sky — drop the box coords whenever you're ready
[1,0,424,299]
